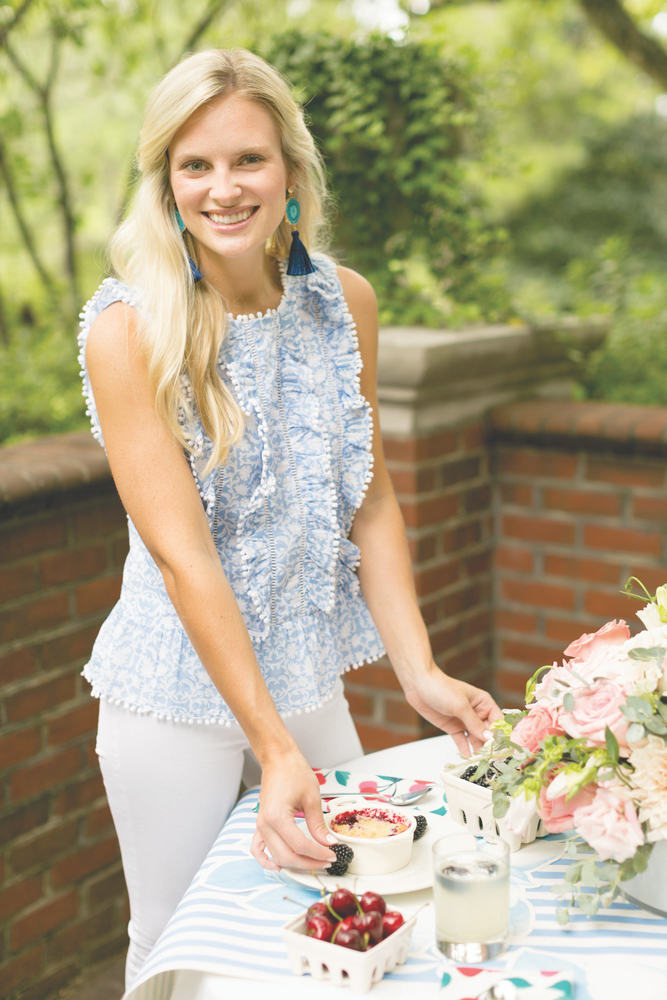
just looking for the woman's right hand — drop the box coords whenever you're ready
[251,747,338,871]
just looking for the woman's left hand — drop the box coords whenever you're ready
[402,666,503,755]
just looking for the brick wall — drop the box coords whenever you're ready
[491,400,667,708]
[343,421,494,749]
[0,435,128,999]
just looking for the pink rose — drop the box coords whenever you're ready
[559,680,629,751]
[538,774,596,833]
[564,620,629,661]
[512,706,564,753]
[573,785,645,862]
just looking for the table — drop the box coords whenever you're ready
[124,736,667,1000]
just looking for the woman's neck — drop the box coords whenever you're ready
[197,244,283,317]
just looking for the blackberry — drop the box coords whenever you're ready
[460,758,512,790]
[413,815,428,841]
[328,842,354,876]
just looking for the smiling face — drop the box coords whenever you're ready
[168,91,290,269]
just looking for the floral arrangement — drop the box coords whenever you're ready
[469,578,667,922]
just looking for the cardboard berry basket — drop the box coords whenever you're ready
[280,909,418,994]
[440,762,548,852]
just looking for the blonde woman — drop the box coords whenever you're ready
[80,48,501,988]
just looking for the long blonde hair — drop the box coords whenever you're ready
[109,49,331,472]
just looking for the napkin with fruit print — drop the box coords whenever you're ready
[251,768,447,815]
[314,768,438,804]
[439,968,572,1000]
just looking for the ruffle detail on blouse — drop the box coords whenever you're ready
[306,258,375,533]
[224,334,278,638]
[77,278,141,449]
[276,337,340,616]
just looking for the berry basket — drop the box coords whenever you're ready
[440,762,548,852]
[281,909,417,995]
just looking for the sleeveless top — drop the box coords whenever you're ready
[78,254,385,725]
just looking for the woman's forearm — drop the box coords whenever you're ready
[159,550,297,764]
[350,492,435,690]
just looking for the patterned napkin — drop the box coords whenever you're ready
[251,768,446,815]
[313,766,433,799]
[439,968,573,1000]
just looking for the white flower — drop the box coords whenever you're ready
[629,736,667,843]
[504,789,538,838]
[656,586,667,623]
[637,603,663,630]
[546,770,579,801]
[623,627,667,694]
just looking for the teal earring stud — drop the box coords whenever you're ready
[173,208,203,282]
[284,195,316,276]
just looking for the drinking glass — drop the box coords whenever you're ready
[432,831,510,963]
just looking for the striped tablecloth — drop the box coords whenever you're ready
[123,750,667,1000]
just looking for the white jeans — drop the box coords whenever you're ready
[95,679,363,990]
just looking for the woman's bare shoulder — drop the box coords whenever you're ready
[86,301,139,367]
[336,265,377,317]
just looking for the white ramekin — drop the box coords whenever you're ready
[325,795,416,876]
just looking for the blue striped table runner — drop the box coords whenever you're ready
[125,788,667,1000]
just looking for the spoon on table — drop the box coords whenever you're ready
[321,786,433,806]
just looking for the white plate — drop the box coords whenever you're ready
[284,812,453,895]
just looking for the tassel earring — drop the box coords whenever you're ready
[174,208,203,283]
[285,196,316,276]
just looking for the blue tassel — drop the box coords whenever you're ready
[174,209,203,282]
[287,229,316,276]
[188,257,203,282]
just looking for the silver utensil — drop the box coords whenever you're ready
[476,981,519,1000]
[321,786,433,806]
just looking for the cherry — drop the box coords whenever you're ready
[338,915,357,932]
[306,915,335,941]
[333,927,365,951]
[329,888,358,919]
[359,891,386,916]
[352,910,383,945]
[306,901,331,922]
[382,911,405,938]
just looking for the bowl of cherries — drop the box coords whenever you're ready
[281,887,417,994]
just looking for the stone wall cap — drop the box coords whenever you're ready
[0,432,111,506]
[490,400,667,455]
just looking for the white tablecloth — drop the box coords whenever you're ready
[124,736,667,1000]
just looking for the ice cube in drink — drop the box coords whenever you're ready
[434,850,509,952]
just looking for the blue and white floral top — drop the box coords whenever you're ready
[78,254,385,725]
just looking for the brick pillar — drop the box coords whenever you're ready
[0,435,129,1000]
[491,400,667,708]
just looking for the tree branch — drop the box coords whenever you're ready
[0,0,36,49]
[6,34,79,307]
[578,0,667,91]
[0,137,55,294]
[177,0,234,63]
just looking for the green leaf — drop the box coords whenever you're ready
[334,771,350,786]
[564,862,583,884]
[563,692,575,713]
[626,722,646,743]
[626,696,653,718]
[581,860,599,886]
[645,717,667,734]
[605,726,619,763]
[556,907,571,926]
[566,839,579,858]
[577,892,599,916]
[627,647,665,662]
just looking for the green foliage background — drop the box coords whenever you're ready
[1,0,667,445]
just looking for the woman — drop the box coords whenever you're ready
[80,48,501,987]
